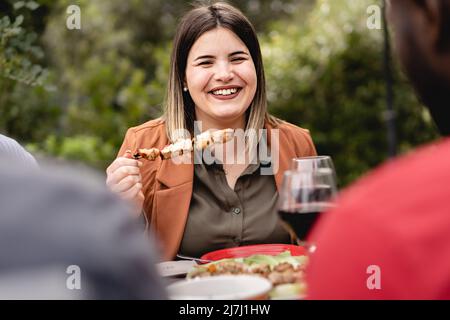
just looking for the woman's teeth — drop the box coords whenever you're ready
[211,88,239,96]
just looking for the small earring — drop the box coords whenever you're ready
[183,87,188,92]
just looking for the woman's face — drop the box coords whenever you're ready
[185,27,257,128]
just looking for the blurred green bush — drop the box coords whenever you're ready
[262,0,438,185]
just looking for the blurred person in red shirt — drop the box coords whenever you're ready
[307,0,450,299]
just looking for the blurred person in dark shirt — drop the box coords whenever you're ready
[0,158,166,299]
[307,0,450,299]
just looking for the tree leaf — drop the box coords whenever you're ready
[13,15,24,27]
[25,1,40,10]
[1,16,11,27]
[13,1,25,10]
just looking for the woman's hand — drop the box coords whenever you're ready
[106,150,144,216]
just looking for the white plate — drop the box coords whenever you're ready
[167,275,272,300]
[156,260,196,277]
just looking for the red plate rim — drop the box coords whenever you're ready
[200,244,306,261]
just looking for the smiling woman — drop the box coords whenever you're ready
[105,1,317,260]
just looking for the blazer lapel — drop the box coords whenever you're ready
[266,122,293,192]
[154,155,194,260]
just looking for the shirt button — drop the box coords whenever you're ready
[232,207,241,215]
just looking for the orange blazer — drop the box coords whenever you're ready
[118,118,317,260]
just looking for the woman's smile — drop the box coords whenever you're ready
[208,85,243,100]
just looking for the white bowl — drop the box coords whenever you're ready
[167,275,272,300]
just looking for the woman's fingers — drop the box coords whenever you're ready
[123,150,133,159]
[106,154,142,176]
[105,151,145,215]
[108,174,142,193]
[106,165,141,187]
[106,152,143,195]
[119,182,143,201]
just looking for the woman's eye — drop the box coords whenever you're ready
[231,57,247,63]
[198,61,212,66]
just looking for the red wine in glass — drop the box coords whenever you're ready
[278,170,337,245]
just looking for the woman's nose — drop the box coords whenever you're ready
[214,62,234,82]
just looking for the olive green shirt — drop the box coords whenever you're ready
[179,157,291,258]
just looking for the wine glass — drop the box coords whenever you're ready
[292,154,336,174]
[277,168,338,252]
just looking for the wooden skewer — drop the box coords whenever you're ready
[132,128,234,160]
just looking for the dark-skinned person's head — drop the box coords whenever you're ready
[387,0,450,135]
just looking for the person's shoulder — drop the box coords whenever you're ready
[125,118,168,147]
[352,137,450,189]
[275,119,312,138]
[128,118,166,135]
[0,134,21,148]
[335,137,450,220]
[0,134,38,168]
[267,117,316,156]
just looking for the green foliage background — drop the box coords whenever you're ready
[0,0,439,186]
